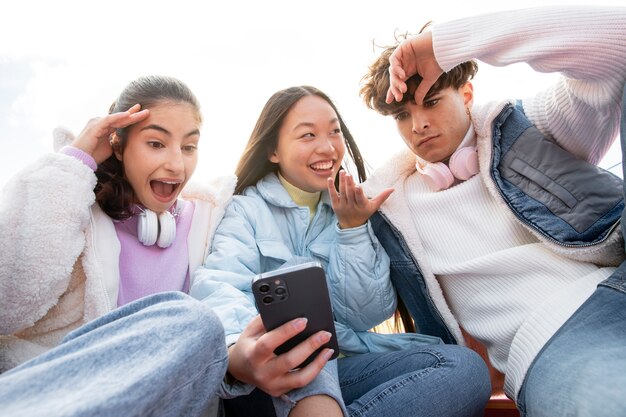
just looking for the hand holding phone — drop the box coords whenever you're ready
[252,262,340,368]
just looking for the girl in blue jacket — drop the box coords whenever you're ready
[191,85,490,417]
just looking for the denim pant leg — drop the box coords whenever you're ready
[517,263,626,417]
[272,360,348,417]
[338,344,491,417]
[0,291,228,417]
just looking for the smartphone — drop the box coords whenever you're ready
[251,261,340,368]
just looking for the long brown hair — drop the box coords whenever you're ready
[95,75,201,219]
[234,86,366,195]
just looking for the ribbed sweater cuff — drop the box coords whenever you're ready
[59,145,97,171]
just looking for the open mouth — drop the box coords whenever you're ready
[310,160,334,172]
[150,180,181,201]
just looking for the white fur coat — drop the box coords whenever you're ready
[0,128,236,371]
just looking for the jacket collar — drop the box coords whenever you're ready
[255,172,332,208]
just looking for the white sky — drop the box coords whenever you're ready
[1,0,624,191]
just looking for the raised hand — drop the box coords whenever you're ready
[227,315,335,397]
[328,171,394,230]
[71,104,150,164]
[385,30,444,106]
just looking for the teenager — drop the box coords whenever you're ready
[191,85,490,417]
[0,76,332,416]
[361,6,626,417]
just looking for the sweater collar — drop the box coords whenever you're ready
[256,172,332,208]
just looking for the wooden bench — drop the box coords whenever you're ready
[375,315,520,417]
[462,330,520,417]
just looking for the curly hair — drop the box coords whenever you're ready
[360,30,478,116]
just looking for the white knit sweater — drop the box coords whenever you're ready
[363,5,626,400]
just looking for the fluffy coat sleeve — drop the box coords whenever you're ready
[0,153,96,334]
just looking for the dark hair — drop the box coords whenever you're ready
[95,75,201,220]
[234,85,366,195]
[360,28,478,116]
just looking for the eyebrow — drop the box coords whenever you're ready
[293,117,339,131]
[140,124,200,138]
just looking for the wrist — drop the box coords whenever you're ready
[59,145,97,171]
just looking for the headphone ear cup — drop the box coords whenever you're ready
[449,146,479,180]
[137,210,158,246]
[420,162,455,191]
[156,211,176,248]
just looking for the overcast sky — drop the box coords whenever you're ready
[1,0,623,191]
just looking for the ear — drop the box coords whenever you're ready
[110,133,123,161]
[268,149,279,164]
[461,82,474,107]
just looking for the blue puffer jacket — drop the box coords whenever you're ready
[190,173,441,354]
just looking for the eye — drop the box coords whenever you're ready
[147,141,165,149]
[330,128,342,135]
[300,132,315,139]
[424,98,440,107]
[182,144,198,154]
[393,111,409,121]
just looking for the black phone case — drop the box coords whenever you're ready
[252,262,340,368]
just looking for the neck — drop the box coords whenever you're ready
[278,173,321,220]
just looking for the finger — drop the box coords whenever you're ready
[385,89,396,105]
[353,184,368,207]
[126,103,142,114]
[327,177,340,205]
[413,81,433,106]
[370,187,394,210]
[389,81,407,104]
[276,347,335,393]
[112,109,150,129]
[337,171,346,198]
[341,173,355,204]
[241,315,267,339]
[258,317,308,356]
[273,330,332,373]
[388,54,406,80]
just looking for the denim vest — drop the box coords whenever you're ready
[371,102,624,344]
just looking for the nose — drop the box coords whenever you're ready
[412,112,430,134]
[318,136,337,154]
[164,148,184,174]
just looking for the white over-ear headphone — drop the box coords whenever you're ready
[137,209,177,248]
[416,146,479,191]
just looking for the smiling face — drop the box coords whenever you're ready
[392,83,473,163]
[115,101,201,213]
[269,95,346,192]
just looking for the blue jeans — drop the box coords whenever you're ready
[339,344,490,417]
[517,263,626,417]
[225,344,491,417]
[0,292,228,417]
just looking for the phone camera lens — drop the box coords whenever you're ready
[275,286,286,295]
[259,284,270,293]
[262,295,273,304]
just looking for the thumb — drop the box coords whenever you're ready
[413,79,435,106]
[370,188,394,210]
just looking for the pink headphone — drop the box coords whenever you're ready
[417,146,479,191]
